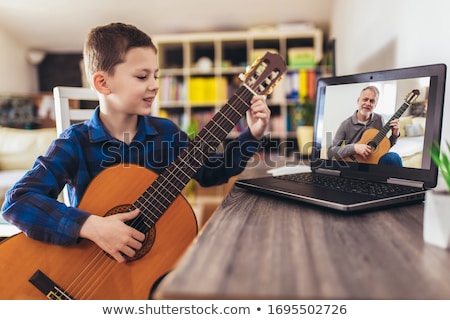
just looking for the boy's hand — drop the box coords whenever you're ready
[246,95,271,140]
[80,208,145,263]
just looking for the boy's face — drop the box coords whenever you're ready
[104,47,159,116]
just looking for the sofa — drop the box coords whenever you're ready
[0,126,57,236]
[390,116,426,168]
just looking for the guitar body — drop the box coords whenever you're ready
[344,128,392,164]
[0,164,197,299]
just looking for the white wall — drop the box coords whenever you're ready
[0,27,37,94]
[330,0,450,143]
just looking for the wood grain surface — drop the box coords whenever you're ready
[155,157,450,300]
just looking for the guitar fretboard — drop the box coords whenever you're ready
[370,100,411,146]
[130,85,254,232]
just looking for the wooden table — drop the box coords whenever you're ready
[154,155,450,300]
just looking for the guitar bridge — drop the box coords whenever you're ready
[29,269,73,300]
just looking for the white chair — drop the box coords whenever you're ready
[53,86,99,204]
[53,86,98,135]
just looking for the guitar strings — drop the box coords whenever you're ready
[60,86,256,299]
[128,86,253,230]
[371,100,412,145]
[60,243,118,299]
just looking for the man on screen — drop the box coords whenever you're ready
[327,85,402,166]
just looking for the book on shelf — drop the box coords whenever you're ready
[287,47,316,68]
[189,77,227,103]
[284,69,316,101]
[284,68,318,133]
[159,76,185,102]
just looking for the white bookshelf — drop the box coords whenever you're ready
[153,27,331,153]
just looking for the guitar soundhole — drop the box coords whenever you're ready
[368,140,378,151]
[105,204,156,263]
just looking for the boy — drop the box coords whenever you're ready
[1,22,270,263]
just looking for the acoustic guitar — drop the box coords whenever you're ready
[0,52,286,299]
[343,89,420,164]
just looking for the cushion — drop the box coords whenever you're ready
[411,116,426,131]
[405,123,423,137]
[0,127,56,170]
[398,116,413,137]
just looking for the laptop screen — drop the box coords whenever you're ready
[312,64,446,188]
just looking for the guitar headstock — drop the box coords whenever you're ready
[406,89,420,104]
[239,52,287,96]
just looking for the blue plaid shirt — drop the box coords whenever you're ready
[2,107,263,245]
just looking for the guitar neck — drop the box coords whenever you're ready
[131,85,254,229]
[372,100,411,144]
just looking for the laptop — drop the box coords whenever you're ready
[236,63,447,211]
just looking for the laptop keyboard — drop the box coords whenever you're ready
[275,172,421,198]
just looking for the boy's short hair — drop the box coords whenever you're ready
[83,22,157,85]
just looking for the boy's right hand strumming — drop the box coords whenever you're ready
[79,208,145,263]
